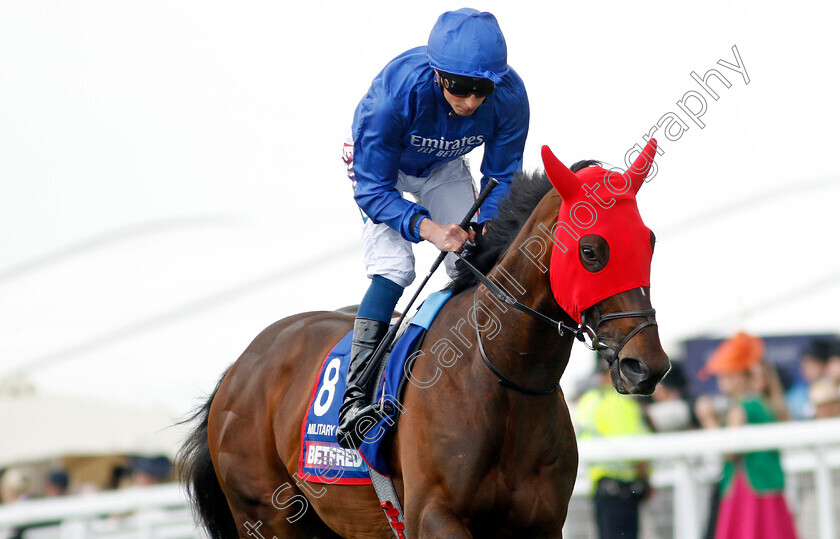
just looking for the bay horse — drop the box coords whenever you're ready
[179,139,670,538]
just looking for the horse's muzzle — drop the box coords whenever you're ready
[611,356,670,396]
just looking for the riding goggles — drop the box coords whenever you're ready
[437,71,495,98]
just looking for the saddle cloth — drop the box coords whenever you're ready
[298,290,452,485]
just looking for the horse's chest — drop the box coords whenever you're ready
[430,437,572,536]
[477,421,579,532]
[398,378,579,534]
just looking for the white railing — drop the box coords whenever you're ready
[2,418,840,538]
[0,484,203,539]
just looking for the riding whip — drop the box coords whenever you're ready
[367,177,500,371]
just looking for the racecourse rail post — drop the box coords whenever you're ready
[367,177,500,384]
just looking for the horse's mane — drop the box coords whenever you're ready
[447,160,601,295]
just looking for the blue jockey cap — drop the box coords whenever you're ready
[427,8,509,83]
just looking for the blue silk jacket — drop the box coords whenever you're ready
[351,46,529,242]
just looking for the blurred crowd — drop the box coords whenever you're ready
[572,332,840,539]
[0,455,174,506]
[686,334,838,429]
[573,333,840,437]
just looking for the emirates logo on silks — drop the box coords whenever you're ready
[541,139,659,323]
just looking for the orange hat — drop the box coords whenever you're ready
[701,331,764,378]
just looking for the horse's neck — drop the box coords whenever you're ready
[476,194,576,387]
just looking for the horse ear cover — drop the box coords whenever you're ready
[626,139,658,193]
[541,145,581,201]
[540,139,658,322]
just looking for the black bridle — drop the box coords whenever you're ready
[456,253,658,396]
[581,308,658,367]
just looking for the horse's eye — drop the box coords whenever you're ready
[579,234,609,273]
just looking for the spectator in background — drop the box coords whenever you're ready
[108,464,131,490]
[808,378,840,419]
[824,339,840,385]
[644,361,698,432]
[0,469,35,539]
[751,360,790,422]
[43,469,69,497]
[576,362,651,539]
[786,337,833,420]
[128,456,172,486]
[695,331,798,539]
[0,468,32,504]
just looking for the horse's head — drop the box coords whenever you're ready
[541,139,669,395]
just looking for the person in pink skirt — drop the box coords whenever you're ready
[695,331,799,539]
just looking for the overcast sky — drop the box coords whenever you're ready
[1,0,839,420]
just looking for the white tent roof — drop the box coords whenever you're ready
[0,388,189,467]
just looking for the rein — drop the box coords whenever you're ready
[455,252,658,395]
[454,253,584,339]
[471,287,560,396]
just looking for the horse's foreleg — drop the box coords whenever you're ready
[408,500,474,538]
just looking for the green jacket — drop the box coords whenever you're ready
[721,396,786,494]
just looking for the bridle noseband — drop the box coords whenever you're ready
[582,308,658,367]
[455,253,658,396]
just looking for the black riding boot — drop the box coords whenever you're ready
[336,317,389,450]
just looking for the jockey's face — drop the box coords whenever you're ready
[442,88,486,116]
[435,70,488,116]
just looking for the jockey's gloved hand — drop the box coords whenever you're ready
[461,222,484,253]
[468,221,485,244]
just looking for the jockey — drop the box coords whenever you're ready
[337,8,530,449]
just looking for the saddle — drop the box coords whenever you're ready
[298,290,452,485]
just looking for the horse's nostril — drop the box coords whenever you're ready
[619,357,650,383]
